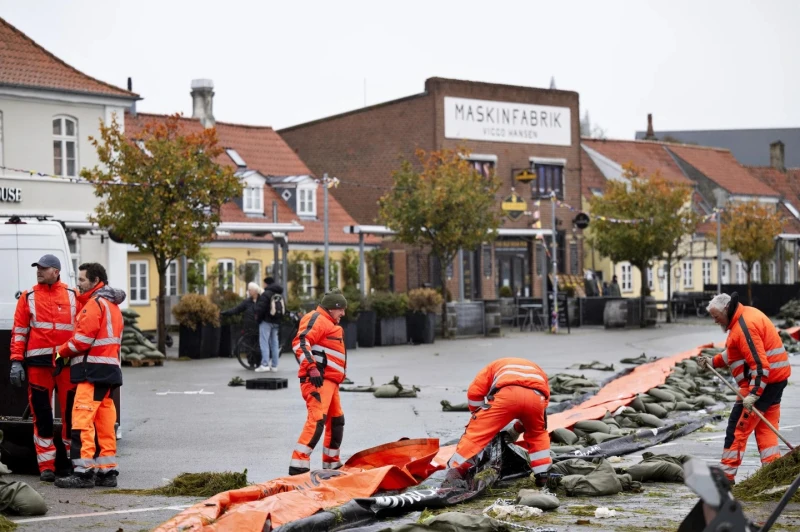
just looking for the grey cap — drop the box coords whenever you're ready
[31,254,61,270]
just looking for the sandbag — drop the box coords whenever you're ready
[569,361,614,371]
[123,353,144,362]
[551,428,578,445]
[440,400,470,412]
[143,351,165,360]
[550,445,580,454]
[121,346,131,354]
[644,403,668,418]
[693,395,717,407]
[626,453,690,483]
[587,432,621,445]
[630,396,646,412]
[554,459,624,497]
[634,413,664,428]
[516,490,560,510]
[674,402,694,411]
[382,512,510,532]
[619,353,660,365]
[574,420,611,434]
[647,388,675,402]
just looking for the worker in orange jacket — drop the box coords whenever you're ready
[9,254,78,482]
[289,289,348,475]
[698,292,791,483]
[448,357,551,483]
[53,263,126,489]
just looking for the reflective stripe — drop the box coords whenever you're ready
[760,446,780,460]
[72,458,89,467]
[26,347,52,357]
[289,459,310,469]
[322,447,340,457]
[322,461,342,469]
[766,347,786,357]
[730,360,745,371]
[37,450,56,463]
[532,464,551,474]
[13,335,26,342]
[734,373,747,384]
[95,456,117,465]
[529,450,551,461]
[14,327,29,334]
[68,341,80,354]
[771,360,791,369]
[295,443,314,455]
[98,298,114,338]
[313,354,345,374]
[721,350,729,365]
[94,337,121,346]
[448,453,468,467]
[63,439,71,448]
[74,333,97,345]
[491,370,544,389]
[31,320,54,329]
[719,464,738,474]
[760,369,770,378]
[33,435,53,448]
[54,323,75,331]
[28,292,36,322]
[85,355,120,366]
[67,289,76,329]
[721,450,739,460]
[468,400,486,408]
[311,345,347,361]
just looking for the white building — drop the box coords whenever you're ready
[0,17,138,294]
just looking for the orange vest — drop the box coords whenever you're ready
[292,306,346,385]
[467,357,549,411]
[58,284,124,385]
[11,281,78,367]
[713,304,791,396]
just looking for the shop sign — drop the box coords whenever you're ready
[0,186,21,203]
[445,96,571,146]
[501,192,527,220]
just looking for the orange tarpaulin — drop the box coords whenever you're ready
[158,344,714,531]
[786,326,800,340]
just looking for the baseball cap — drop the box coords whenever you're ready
[31,254,61,270]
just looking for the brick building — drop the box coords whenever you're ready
[280,77,583,300]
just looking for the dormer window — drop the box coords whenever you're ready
[226,148,246,168]
[243,186,263,214]
[297,185,316,217]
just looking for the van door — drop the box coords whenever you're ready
[0,224,21,330]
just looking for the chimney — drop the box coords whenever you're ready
[770,140,785,172]
[127,77,136,117]
[191,79,215,128]
[644,113,656,140]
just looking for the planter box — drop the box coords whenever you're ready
[280,321,295,354]
[343,320,358,350]
[484,300,502,337]
[376,316,407,346]
[179,324,220,359]
[218,324,242,358]
[357,311,376,348]
[407,312,436,344]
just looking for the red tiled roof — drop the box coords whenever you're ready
[582,138,692,184]
[668,145,778,197]
[748,166,800,234]
[0,17,136,98]
[124,112,378,246]
[580,146,606,199]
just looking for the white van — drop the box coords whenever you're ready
[0,215,74,330]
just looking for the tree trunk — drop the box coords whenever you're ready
[665,257,673,323]
[747,268,753,306]
[637,263,648,328]
[157,261,167,355]
[441,284,448,339]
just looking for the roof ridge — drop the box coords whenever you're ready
[129,111,275,131]
[0,17,137,98]
[581,136,732,153]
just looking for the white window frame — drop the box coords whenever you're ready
[187,259,207,295]
[52,115,78,177]
[243,186,264,214]
[329,261,342,289]
[722,261,731,284]
[297,186,317,217]
[736,262,745,284]
[646,267,653,290]
[658,264,666,293]
[299,260,314,297]
[0,111,3,167]
[769,261,776,284]
[752,261,761,283]
[620,263,632,292]
[702,260,712,287]
[165,261,178,296]
[129,261,149,305]
[682,261,693,288]
[245,260,262,286]
[217,259,235,292]
[784,261,791,284]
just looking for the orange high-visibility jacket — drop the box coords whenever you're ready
[58,284,124,386]
[293,306,347,384]
[713,304,791,397]
[466,357,549,411]
[11,281,78,367]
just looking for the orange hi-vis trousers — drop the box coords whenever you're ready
[720,380,786,482]
[27,366,76,473]
[70,382,118,476]
[290,379,344,474]
[448,385,551,475]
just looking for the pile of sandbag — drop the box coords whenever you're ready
[120,309,165,364]
[549,458,642,496]
[778,299,800,320]
[779,330,800,355]
[373,376,420,398]
[549,357,734,454]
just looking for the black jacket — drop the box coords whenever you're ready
[222,298,259,332]
[255,283,284,324]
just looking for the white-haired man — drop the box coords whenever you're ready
[697,292,791,483]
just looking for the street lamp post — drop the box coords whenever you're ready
[713,188,729,294]
[551,192,559,333]
[323,173,330,293]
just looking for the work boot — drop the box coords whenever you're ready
[40,469,56,482]
[288,466,309,476]
[55,473,95,489]
[95,470,119,488]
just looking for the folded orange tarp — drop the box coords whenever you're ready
[786,326,800,341]
[154,438,442,532]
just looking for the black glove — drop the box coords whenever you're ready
[9,361,25,388]
[307,366,323,388]
[52,354,67,377]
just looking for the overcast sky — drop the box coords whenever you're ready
[3,0,797,138]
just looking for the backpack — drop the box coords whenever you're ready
[269,293,285,318]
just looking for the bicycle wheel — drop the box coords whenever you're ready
[236,335,260,370]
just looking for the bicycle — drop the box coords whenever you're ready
[235,332,262,371]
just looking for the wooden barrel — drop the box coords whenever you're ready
[603,299,628,328]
